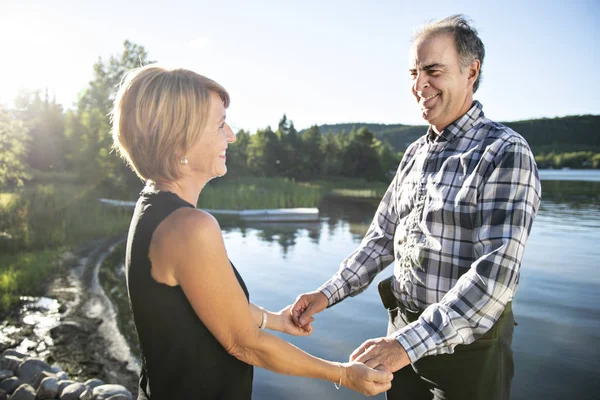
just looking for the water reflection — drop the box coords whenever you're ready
[540,179,600,208]
[0,296,61,358]
[219,178,600,257]
[217,172,600,400]
[219,197,379,256]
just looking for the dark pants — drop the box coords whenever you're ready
[386,303,515,400]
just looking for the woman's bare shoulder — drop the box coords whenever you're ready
[156,207,223,250]
[149,208,228,285]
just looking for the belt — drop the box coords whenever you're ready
[378,276,513,327]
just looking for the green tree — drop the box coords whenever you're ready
[0,107,31,189]
[301,125,324,179]
[226,129,251,177]
[342,127,384,181]
[66,40,153,192]
[373,139,398,179]
[321,130,346,177]
[278,116,304,179]
[13,89,66,171]
[247,126,281,176]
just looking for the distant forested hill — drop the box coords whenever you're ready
[312,114,600,154]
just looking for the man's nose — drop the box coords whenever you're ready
[413,72,430,92]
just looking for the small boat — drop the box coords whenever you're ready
[224,208,319,222]
[98,198,136,207]
[98,199,319,222]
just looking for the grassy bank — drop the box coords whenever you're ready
[0,183,131,253]
[199,177,321,209]
[200,176,389,209]
[0,248,67,312]
[0,175,387,312]
[0,179,132,312]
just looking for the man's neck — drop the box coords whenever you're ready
[429,97,475,136]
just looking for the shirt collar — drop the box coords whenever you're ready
[427,101,484,143]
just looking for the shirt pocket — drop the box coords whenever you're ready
[424,172,477,230]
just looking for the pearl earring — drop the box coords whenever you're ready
[180,157,188,165]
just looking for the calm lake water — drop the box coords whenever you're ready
[217,170,600,400]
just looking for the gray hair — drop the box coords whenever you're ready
[413,14,485,93]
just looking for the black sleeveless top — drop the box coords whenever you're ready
[126,189,253,399]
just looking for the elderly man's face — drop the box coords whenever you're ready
[409,34,478,133]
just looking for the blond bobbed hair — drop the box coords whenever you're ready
[110,65,230,183]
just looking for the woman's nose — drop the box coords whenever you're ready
[227,126,237,143]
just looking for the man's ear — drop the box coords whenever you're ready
[468,59,481,85]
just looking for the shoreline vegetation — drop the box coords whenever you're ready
[0,173,387,313]
[4,171,599,317]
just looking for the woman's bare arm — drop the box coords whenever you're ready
[150,208,392,396]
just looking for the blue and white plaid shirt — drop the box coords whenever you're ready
[319,101,541,363]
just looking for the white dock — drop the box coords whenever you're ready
[98,198,319,222]
[226,208,319,222]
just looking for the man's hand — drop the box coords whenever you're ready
[290,291,328,329]
[273,305,313,336]
[350,336,411,373]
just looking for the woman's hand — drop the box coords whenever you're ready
[340,362,394,396]
[269,305,313,336]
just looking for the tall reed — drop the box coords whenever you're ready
[0,183,131,311]
[198,177,322,210]
[0,183,131,253]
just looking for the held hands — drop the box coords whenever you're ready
[341,362,394,396]
[273,305,313,336]
[290,291,328,330]
[287,291,402,395]
[350,336,411,373]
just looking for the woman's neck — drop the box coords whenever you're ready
[153,175,209,207]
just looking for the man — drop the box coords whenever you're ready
[291,14,541,400]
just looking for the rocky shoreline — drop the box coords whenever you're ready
[0,238,139,399]
[0,349,132,399]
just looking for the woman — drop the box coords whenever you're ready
[110,64,393,399]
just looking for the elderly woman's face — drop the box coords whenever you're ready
[187,91,236,180]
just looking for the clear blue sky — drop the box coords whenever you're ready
[1,0,598,132]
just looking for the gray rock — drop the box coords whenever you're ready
[50,365,63,373]
[31,370,56,389]
[105,394,133,400]
[36,377,59,399]
[84,378,104,391]
[57,379,75,396]
[91,384,132,400]
[59,382,87,400]
[80,388,93,400]
[16,359,52,385]
[0,355,21,372]
[0,350,27,360]
[0,370,13,380]
[56,371,70,381]
[8,383,35,400]
[0,376,21,394]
